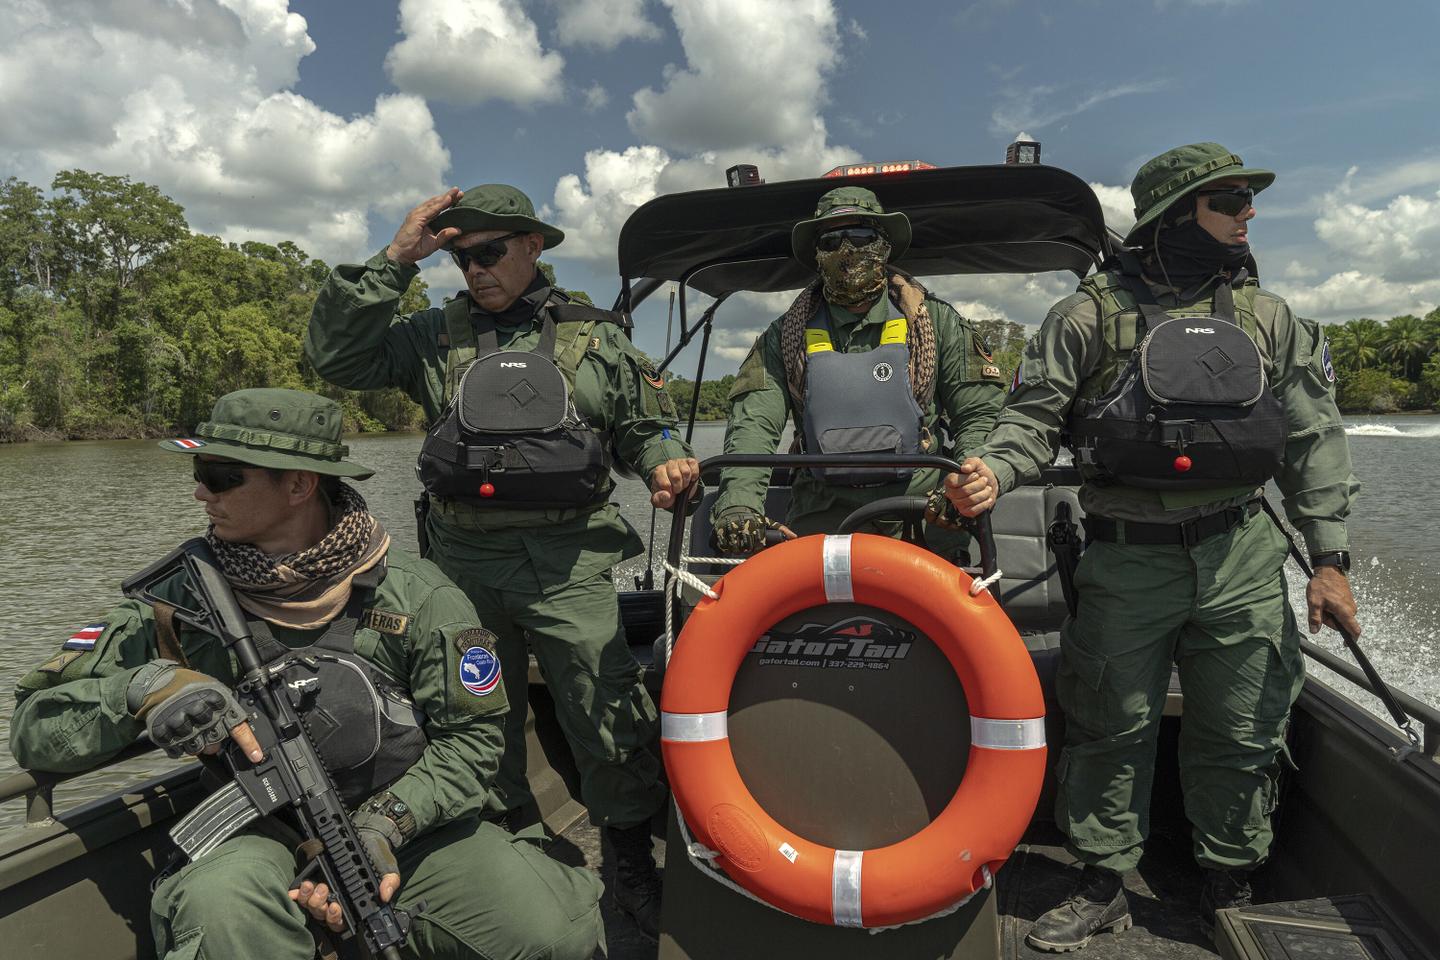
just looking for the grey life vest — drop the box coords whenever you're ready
[800,305,924,486]
[249,564,428,810]
[1066,272,1287,490]
[417,313,611,508]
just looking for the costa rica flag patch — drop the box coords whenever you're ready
[458,646,501,696]
[63,623,105,650]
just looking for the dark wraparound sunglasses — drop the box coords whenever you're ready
[449,232,523,271]
[1197,187,1255,217]
[193,458,251,493]
[815,226,885,253]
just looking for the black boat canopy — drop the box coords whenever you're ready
[617,164,1112,303]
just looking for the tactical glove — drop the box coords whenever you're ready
[351,806,403,878]
[712,506,784,556]
[924,484,966,530]
[126,659,248,759]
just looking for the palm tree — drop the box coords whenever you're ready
[1382,314,1427,380]
[1344,318,1384,372]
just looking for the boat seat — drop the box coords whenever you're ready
[989,482,1083,636]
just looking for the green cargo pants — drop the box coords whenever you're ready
[150,816,605,960]
[453,568,666,829]
[1055,509,1305,873]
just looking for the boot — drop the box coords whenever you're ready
[1200,868,1252,934]
[1026,865,1132,953]
[605,821,662,941]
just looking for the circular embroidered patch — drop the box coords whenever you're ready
[1321,339,1336,383]
[872,361,893,382]
[459,646,501,696]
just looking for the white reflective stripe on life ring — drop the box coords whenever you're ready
[661,711,729,742]
[832,849,864,927]
[822,535,854,602]
[971,716,1047,750]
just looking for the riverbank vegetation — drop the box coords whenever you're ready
[2,171,1435,441]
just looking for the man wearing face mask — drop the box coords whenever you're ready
[306,185,698,940]
[944,144,1361,951]
[709,186,1004,557]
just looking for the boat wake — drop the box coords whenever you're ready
[1345,422,1440,438]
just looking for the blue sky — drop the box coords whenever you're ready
[3,0,1438,375]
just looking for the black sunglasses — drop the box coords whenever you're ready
[193,458,251,494]
[1197,187,1255,217]
[815,226,885,253]
[449,232,523,271]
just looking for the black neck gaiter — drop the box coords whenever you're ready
[474,271,551,329]
[1146,219,1250,290]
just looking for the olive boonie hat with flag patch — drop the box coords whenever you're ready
[791,185,912,269]
[428,183,565,249]
[1125,141,1275,245]
[159,388,374,479]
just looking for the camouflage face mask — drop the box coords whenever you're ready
[815,236,891,307]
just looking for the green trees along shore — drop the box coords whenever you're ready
[2,171,1437,443]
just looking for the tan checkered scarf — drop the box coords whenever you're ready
[207,484,390,629]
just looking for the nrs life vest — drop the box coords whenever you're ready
[1066,271,1286,490]
[799,306,924,487]
[249,563,428,810]
[417,300,612,508]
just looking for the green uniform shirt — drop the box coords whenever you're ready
[713,294,1004,532]
[9,548,506,839]
[973,273,1359,555]
[304,251,694,590]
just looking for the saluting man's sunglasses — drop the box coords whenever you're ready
[1197,187,1255,216]
[815,226,886,252]
[449,232,524,271]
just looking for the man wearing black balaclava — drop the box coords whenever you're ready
[947,143,1362,951]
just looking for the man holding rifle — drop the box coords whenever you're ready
[8,388,605,960]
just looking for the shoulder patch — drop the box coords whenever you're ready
[63,622,106,651]
[37,650,85,675]
[640,362,666,390]
[362,608,411,637]
[1321,338,1336,383]
[457,642,502,697]
[982,364,1002,380]
[454,626,498,655]
[972,332,994,363]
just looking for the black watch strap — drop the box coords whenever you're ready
[360,790,417,844]
[1310,550,1351,573]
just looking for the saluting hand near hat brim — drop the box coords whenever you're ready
[386,188,466,267]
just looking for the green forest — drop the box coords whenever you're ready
[2,170,1438,442]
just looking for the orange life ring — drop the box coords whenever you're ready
[660,533,1046,928]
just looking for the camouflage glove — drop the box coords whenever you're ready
[924,484,965,530]
[126,659,247,759]
[712,506,784,555]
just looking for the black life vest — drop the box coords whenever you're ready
[799,306,924,487]
[249,564,428,810]
[1066,272,1287,490]
[417,312,611,508]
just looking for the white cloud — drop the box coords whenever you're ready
[0,0,450,264]
[924,272,1080,329]
[1313,188,1440,284]
[1271,271,1440,324]
[549,144,673,262]
[990,79,1167,137]
[385,0,565,107]
[582,82,611,112]
[627,0,842,152]
[553,0,662,49]
[1089,182,1134,238]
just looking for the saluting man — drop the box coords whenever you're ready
[306,185,694,938]
[946,144,1362,951]
[710,185,1004,557]
[9,388,605,960]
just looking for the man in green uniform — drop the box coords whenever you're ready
[945,144,1362,951]
[8,388,605,960]
[710,186,1004,557]
[306,185,695,938]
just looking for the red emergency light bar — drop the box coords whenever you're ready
[821,160,937,178]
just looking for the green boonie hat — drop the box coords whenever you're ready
[429,183,565,250]
[791,186,912,269]
[159,388,375,480]
[1126,141,1275,245]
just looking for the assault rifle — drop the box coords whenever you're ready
[122,538,413,959]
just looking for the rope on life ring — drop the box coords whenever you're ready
[660,533,1046,929]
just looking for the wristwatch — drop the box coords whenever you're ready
[1310,551,1351,574]
[359,791,417,845]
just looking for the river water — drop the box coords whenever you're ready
[1,417,1437,833]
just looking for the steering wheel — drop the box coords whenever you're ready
[836,495,932,548]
